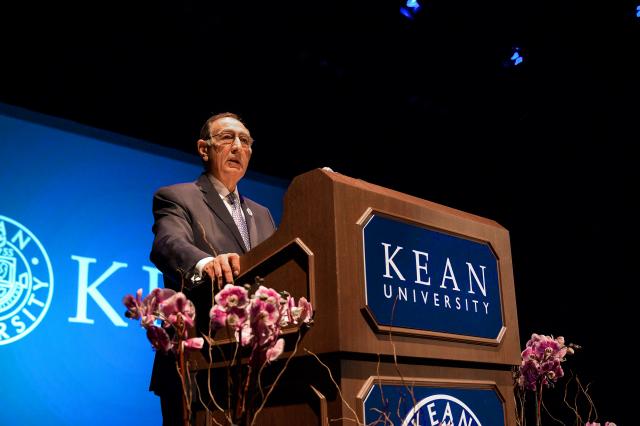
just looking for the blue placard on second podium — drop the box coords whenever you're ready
[361,379,505,426]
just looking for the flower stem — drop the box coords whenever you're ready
[176,315,190,426]
[536,385,543,426]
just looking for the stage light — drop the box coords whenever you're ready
[636,5,640,17]
[510,47,524,66]
[400,0,421,20]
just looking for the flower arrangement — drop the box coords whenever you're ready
[123,280,313,426]
[516,333,575,392]
[513,333,615,426]
[123,288,204,353]
[210,283,313,365]
[208,282,313,425]
[123,287,205,425]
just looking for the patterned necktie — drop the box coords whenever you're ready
[227,192,250,251]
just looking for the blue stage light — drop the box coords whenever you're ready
[407,0,421,11]
[510,48,524,66]
[636,5,640,17]
[400,0,421,20]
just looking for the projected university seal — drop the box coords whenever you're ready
[0,215,54,345]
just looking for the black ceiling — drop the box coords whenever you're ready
[2,0,637,421]
[4,1,636,187]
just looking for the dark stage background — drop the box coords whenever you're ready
[2,0,636,423]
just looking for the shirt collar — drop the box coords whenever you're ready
[208,175,240,200]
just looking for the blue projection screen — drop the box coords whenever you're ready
[0,104,286,425]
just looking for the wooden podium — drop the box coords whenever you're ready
[190,168,520,425]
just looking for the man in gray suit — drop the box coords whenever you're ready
[149,112,277,425]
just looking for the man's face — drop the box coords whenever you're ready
[199,117,252,191]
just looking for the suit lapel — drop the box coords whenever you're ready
[196,174,248,254]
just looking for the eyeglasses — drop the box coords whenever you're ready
[208,130,254,149]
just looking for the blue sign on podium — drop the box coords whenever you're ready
[362,213,503,340]
[362,381,505,425]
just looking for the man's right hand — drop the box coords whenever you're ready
[202,253,241,289]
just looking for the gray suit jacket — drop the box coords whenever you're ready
[149,173,276,394]
[150,173,276,289]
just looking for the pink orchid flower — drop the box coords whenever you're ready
[123,288,143,319]
[146,325,172,353]
[517,333,574,391]
[265,338,285,362]
[215,283,249,308]
[210,305,228,330]
[124,288,201,355]
[289,297,313,324]
[183,337,204,350]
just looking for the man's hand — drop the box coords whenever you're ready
[202,253,241,289]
